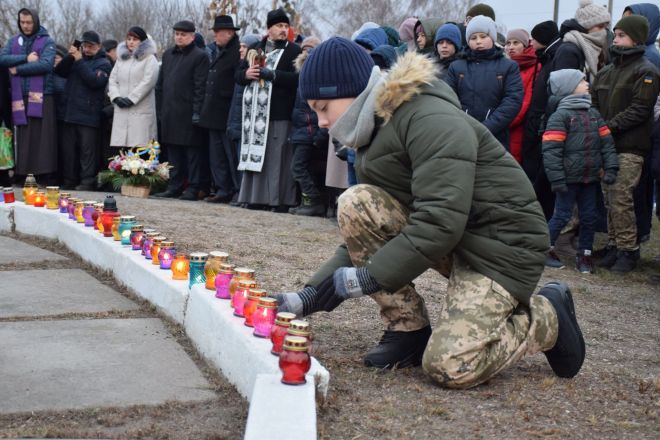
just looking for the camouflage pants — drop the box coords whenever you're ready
[603,153,644,251]
[338,184,558,388]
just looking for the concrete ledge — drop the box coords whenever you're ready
[185,284,330,399]
[244,374,317,440]
[0,202,12,232]
[13,203,61,239]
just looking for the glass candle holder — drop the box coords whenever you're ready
[214,263,235,299]
[67,197,78,220]
[3,187,15,203]
[74,200,85,223]
[142,231,159,259]
[189,252,209,288]
[82,201,96,226]
[33,191,46,207]
[271,312,296,355]
[101,210,119,238]
[118,215,136,245]
[158,241,176,270]
[111,216,121,241]
[46,186,60,209]
[279,336,311,385]
[93,203,104,231]
[288,320,313,354]
[233,279,258,317]
[129,225,145,250]
[171,254,190,280]
[244,288,268,327]
[253,297,278,338]
[23,184,37,205]
[58,192,71,213]
[229,267,256,299]
[150,236,166,264]
[204,251,229,290]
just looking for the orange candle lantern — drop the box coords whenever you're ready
[243,288,267,327]
[171,254,190,280]
[111,216,121,241]
[32,191,46,207]
[229,267,256,299]
[151,236,166,265]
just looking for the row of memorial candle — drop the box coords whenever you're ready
[20,183,312,385]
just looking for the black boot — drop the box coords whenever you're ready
[537,282,585,378]
[609,249,640,273]
[364,325,432,369]
[293,194,325,217]
[596,245,618,268]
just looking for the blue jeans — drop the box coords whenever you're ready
[547,182,600,251]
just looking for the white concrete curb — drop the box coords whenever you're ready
[0,201,328,439]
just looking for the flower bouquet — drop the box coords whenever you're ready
[97,141,171,197]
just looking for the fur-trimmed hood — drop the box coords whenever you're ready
[375,51,458,123]
[118,38,157,61]
[294,48,310,72]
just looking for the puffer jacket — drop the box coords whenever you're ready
[54,49,112,128]
[289,50,328,146]
[542,96,618,186]
[445,46,523,149]
[592,45,660,156]
[626,3,660,69]
[308,53,549,304]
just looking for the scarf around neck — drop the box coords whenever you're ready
[562,29,606,77]
[558,94,592,111]
[329,67,385,150]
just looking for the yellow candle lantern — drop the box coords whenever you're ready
[46,186,60,209]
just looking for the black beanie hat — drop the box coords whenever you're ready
[299,37,374,100]
[614,15,649,46]
[127,26,148,42]
[102,39,118,51]
[267,8,289,28]
[531,20,559,46]
[466,3,495,21]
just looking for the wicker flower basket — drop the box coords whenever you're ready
[121,184,150,198]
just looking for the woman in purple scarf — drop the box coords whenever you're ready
[0,8,57,183]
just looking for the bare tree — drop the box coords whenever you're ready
[49,0,94,47]
[0,0,54,44]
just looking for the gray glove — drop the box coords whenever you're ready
[602,171,616,185]
[271,286,319,317]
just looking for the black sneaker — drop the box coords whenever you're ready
[537,282,585,378]
[364,325,432,369]
[545,249,565,269]
[575,252,593,274]
[179,191,197,201]
[152,189,181,198]
[596,245,618,268]
[609,249,640,273]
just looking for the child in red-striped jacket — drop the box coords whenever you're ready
[542,69,619,273]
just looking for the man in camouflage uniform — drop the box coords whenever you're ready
[275,38,585,388]
[592,15,660,273]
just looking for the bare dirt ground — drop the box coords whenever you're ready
[5,191,659,439]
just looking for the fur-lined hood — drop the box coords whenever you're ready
[118,38,157,61]
[375,51,458,123]
[294,48,310,72]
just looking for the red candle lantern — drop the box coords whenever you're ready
[287,320,313,354]
[3,187,15,203]
[232,279,257,317]
[100,195,119,237]
[243,288,267,327]
[32,191,46,207]
[253,297,278,338]
[270,312,296,355]
[279,336,311,385]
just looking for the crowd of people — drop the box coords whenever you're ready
[0,1,658,277]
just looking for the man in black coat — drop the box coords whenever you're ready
[200,15,241,203]
[54,30,112,190]
[154,20,209,200]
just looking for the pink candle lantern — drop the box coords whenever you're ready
[129,225,145,250]
[214,263,235,299]
[232,279,257,317]
[253,297,278,338]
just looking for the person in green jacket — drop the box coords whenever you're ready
[542,69,619,274]
[592,15,660,273]
[273,37,586,388]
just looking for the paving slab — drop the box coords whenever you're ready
[0,269,140,318]
[0,236,68,265]
[0,318,216,413]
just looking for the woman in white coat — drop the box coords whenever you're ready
[108,26,159,148]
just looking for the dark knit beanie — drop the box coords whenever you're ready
[614,15,649,46]
[102,39,118,51]
[381,26,401,46]
[267,8,289,28]
[466,3,495,21]
[127,26,148,42]
[299,37,374,100]
[531,20,559,46]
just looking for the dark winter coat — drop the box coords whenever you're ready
[0,63,10,127]
[308,53,549,304]
[226,82,245,143]
[0,14,56,96]
[626,3,660,69]
[592,45,660,156]
[445,46,523,149]
[53,49,112,128]
[52,73,67,121]
[235,39,301,121]
[199,34,241,131]
[156,42,209,146]
[542,97,618,187]
[289,91,328,146]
